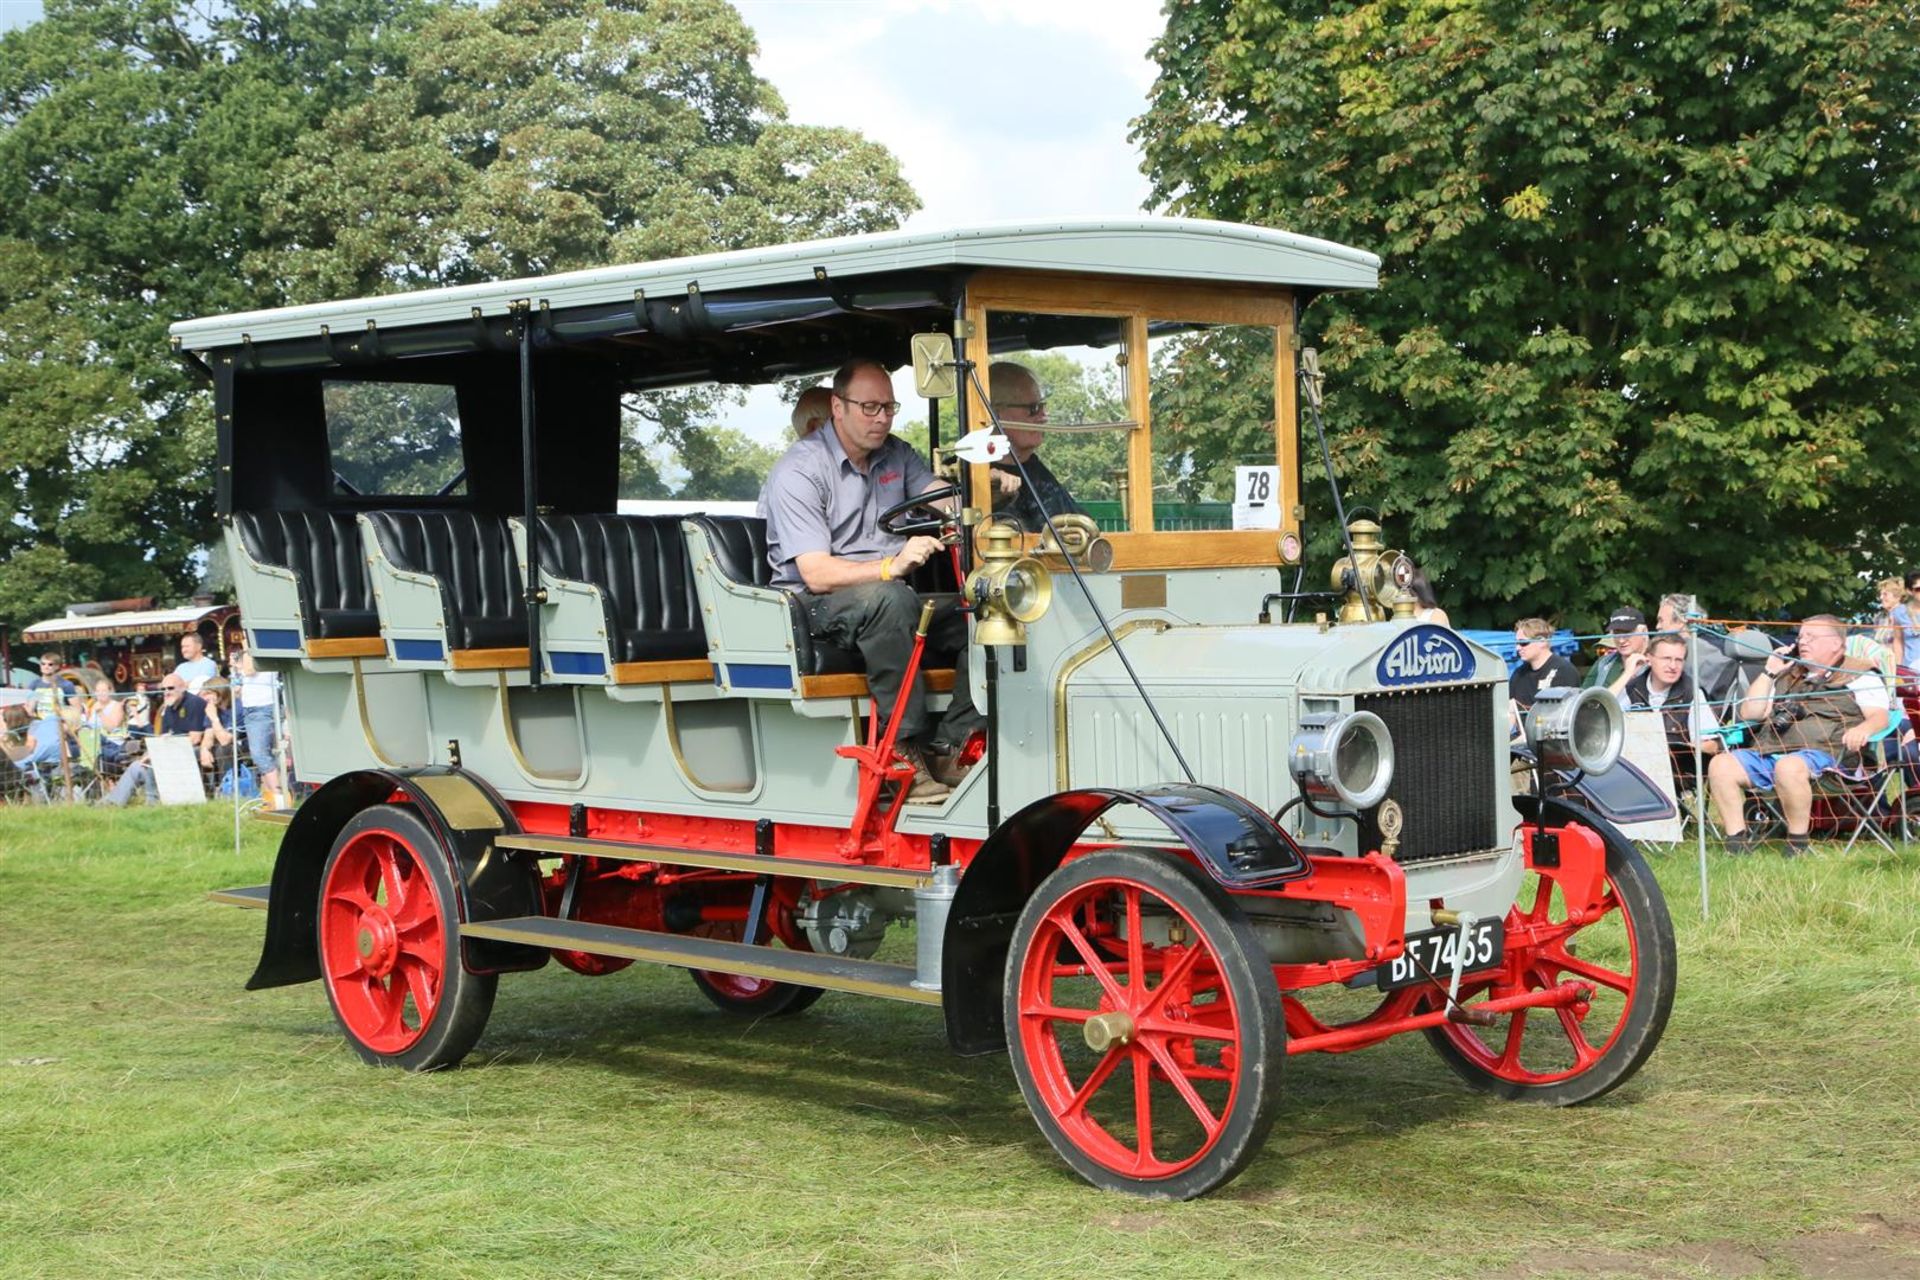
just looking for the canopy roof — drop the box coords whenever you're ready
[170,218,1379,355]
[23,604,234,645]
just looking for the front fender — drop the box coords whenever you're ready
[246,767,546,990]
[941,783,1308,1055]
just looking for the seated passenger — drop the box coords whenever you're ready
[988,361,1083,533]
[1709,615,1891,856]
[790,385,832,440]
[760,358,1014,802]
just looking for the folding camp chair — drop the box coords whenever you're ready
[1810,722,1907,853]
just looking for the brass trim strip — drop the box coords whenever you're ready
[207,885,272,910]
[459,916,942,1006]
[351,658,408,768]
[493,832,934,890]
[498,674,587,785]
[255,808,294,826]
[662,685,754,795]
[1052,618,1171,790]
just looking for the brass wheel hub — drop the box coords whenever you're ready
[1083,1010,1135,1053]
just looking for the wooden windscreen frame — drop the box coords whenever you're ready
[961,269,1297,572]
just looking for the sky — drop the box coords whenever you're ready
[0,0,1171,445]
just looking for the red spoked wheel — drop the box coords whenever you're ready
[1423,812,1675,1104]
[317,805,496,1069]
[687,881,825,1018]
[1005,849,1282,1199]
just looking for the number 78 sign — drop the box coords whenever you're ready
[1232,465,1282,530]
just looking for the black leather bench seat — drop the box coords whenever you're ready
[690,514,858,675]
[233,510,379,639]
[689,515,961,679]
[534,514,707,664]
[361,510,526,651]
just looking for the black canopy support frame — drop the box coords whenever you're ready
[517,301,543,689]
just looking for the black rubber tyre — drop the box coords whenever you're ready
[1424,803,1676,1105]
[317,804,496,1070]
[1004,848,1284,1200]
[687,968,827,1017]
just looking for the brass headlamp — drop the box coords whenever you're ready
[967,519,1053,646]
[1330,518,1419,623]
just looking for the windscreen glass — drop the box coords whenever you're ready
[1146,323,1280,530]
[984,311,1134,533]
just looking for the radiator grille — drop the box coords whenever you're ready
[1355,684,1499,863]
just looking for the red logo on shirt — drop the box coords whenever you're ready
[876,470,901,485]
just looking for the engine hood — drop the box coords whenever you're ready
[1057,620,1505,802]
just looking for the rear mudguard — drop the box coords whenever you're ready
[942,784,1309,1056]
[245,768,547,990]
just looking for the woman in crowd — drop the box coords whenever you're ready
[1408,568,1450,625]
[81,678,135,773]
[1874,577,1919,674]
[196,680,241,783]
[230,647,287,807]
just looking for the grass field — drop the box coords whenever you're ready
[2,805,1917,1279]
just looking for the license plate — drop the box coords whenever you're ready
[1377,919,1504,992]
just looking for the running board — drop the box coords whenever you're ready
[209,884,272,910]
[458,916,942,1006]
[492,832,934,891]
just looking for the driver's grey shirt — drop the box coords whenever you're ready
[761,426,935,589]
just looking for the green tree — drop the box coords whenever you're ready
[1136,0,1920,628]
[254,0,919,298]
[0,0,432,631]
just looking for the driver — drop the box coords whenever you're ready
[989,361,1086,532]
[761,358,1012,801]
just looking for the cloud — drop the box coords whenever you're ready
[738,0,1162,230]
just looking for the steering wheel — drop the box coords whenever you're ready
[878,481,962,538]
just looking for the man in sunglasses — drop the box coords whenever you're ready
[104,673,210,806]
[1507,617,1577,739]
[763,358,1017,802]
[28,653,79,721]
[988,361,1086,533]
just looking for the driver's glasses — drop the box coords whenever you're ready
[995,399,1047,416]
[837,396,900,418]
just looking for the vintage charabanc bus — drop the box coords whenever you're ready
[182,218,1675,1199]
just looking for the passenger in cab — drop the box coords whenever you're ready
[988,361,1085,533]
[761,358,1013,801]
[790,385,832,440]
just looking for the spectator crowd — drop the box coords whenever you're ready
[1504,576,1920,856]
[2,633,289,809]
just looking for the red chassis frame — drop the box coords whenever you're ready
[506,798,1604,1059]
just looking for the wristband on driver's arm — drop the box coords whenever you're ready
[880,556,894,582]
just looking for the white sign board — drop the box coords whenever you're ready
[1616,712,1682,843]
[1232,465,1282,530]
[146,735,207,807]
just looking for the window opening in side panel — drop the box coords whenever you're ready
[619,384,773,512]
[322,380,466,498]
[983,312,1134,534]
[1146,323,1281,531]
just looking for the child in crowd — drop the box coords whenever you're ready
[230,647,288,807]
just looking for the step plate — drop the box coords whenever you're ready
[460,916,941,1006]
[209,884,272,910]
[493,833,933,891]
